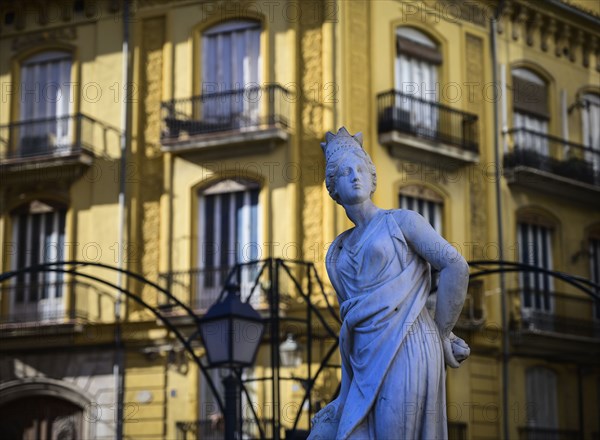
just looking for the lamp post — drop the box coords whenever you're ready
[198,284,264,440]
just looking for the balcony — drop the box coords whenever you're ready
[509,288,600,359]
[160,85,290,156]
[503,128,600,203]
[0,113,96,185]
[377,90,479,168]
[0,278,117,339]
[0,113,95,171]
[158,264,265,312]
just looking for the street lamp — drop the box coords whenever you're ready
[198,284,264,440]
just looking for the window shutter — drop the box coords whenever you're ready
[512,76,549,119]
[396,36,442,65]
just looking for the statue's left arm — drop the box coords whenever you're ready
[395,210,470,368]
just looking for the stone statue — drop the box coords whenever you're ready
[308,127,470,439]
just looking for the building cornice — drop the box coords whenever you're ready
[498,0,600,71]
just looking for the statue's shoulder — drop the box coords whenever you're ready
[389,208,423,229]
[387,208,411,228]
[387,209,422,244]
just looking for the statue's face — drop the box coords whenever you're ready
[335,154,372,205]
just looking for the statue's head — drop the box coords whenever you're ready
[321,127,377,205]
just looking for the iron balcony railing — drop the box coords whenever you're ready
[376,89,479,152]
[0,113,95,161]
[0,278,117,325]
[159,264,264,311]
[0,307,89,326]
[509,289,600,339]
[504,128,600,186]
[518,427,581,440]
[161,84,291,141]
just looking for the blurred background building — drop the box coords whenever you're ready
[0,0,599,439]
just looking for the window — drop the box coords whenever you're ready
[198,364,224,428]
[526,367,558,429]
[581,93,600,173]
[517,221,554,313]
[395,27,441,134]
[19,51,72,156]
[399,186,443,295]
[512,68,549,155]
[398,185,443,233]
[198,179,260,308]
[590,237,600,320]
[201,20,261,127]
[0,396,83,439]
[10,200,66,322]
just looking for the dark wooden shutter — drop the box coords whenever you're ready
[396,36,442,65]
[512,75,549,119]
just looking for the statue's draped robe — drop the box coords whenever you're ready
[309,210,446,439]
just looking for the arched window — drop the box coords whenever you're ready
[201,20,261,128]
[395,27,441,134]
[512,68,549,155]
[526,367,558,429]
[398,185,443,233]
[517,213,554,314]
[395,27,441,98]
[197,179,260,308]
[19,51,73,156]
[581,93,600,173]
[10,200,67,322]
[0,395,83,439]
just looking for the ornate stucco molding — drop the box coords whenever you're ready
[499,0,600,71]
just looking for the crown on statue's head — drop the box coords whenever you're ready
[320,127,364,163]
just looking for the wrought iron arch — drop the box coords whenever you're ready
[0,261,226,415]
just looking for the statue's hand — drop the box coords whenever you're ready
[442,332,470,368]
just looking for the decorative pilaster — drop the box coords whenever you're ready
[139,16,165,304]
[465,34,487,258]
[299,0,325,263]
[347,1,370,137]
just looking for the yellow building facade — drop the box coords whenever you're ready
[0,1,599,439]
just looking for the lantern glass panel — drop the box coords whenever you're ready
[232,318,264,365]
[200,319,231,365]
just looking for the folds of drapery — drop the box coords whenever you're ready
[310,212,435,439]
